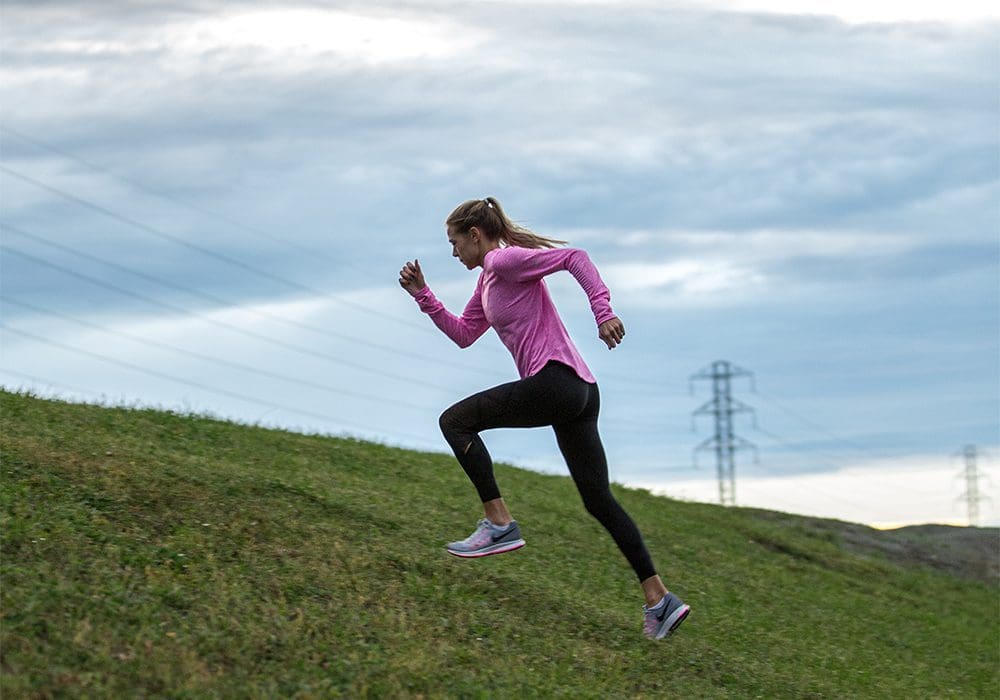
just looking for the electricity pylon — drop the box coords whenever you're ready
[691,360,757,506]
[956,444,988,526]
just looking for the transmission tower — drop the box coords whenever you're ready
[690,360,758,506]
[956,444,986,526]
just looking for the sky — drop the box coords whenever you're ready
[1,0,998,529]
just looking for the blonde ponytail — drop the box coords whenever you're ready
[446,197,566,249]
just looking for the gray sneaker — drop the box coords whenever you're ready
[446,518,525,558]
[643,591,690,640]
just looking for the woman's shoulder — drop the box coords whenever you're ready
[485,246,529,263]
[485,245,570,269]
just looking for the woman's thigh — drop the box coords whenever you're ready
[444,362,590,433]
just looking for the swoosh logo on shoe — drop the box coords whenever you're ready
[491,528,514,542]
[655,602,671,622]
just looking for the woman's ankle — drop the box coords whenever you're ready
[640,575,668,607]
[483,497,512,526]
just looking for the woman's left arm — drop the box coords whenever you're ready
[562,250,625,348]
[597,316,625,349]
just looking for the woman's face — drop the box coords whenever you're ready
[447,227,482,269]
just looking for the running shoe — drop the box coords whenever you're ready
[643,591,690,640]
[446,518,525,558]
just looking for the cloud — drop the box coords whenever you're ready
[703,0,999,24]
[600,259,767,306]
[175,8,484,65]
[570,224,995,311]
[4,3,995,236]
[4,3,484,61]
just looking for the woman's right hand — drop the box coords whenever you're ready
[398,259,426,296]
[598,316,625,350]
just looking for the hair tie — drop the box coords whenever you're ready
[483,199,493,208]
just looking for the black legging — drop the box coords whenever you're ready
[439,361,656,582]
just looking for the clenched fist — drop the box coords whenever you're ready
[598,317,625,350]
[398,259,426,296]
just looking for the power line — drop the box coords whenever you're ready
[750,423,944,499]
[749,390,962,501]
[0,125,386,285]
[0,323,441,448]
[0,296,438,413]
[742,451,932,519]
[0,245,449,393]
[1,131,529,368]
[0,222,509,381]
[754,390,891,458]
[673,425,947,523]
[0,163,435,334]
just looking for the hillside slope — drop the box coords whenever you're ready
[2,390,997,698]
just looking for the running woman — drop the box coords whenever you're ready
[398,197,689,640]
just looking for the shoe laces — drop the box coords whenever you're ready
[462,519,492,545]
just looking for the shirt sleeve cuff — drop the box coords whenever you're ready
[595,308,617,326]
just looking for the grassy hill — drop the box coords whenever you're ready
[2,389,997,698]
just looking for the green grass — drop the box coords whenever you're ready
[1,389,997,698]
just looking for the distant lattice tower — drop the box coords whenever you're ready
[956,444,988,527]
[691,360,758,506]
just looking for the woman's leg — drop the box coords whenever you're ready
[551,382,660,589]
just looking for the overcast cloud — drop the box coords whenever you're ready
[2,0,997,527]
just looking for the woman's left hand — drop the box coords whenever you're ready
[598,317,625,350]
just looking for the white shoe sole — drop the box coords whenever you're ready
[446,539,526,558]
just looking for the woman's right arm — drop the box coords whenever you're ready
[400,260,490,348]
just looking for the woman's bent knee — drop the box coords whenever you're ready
[439,405,472,445]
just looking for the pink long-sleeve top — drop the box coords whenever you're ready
[413,246,617,383]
